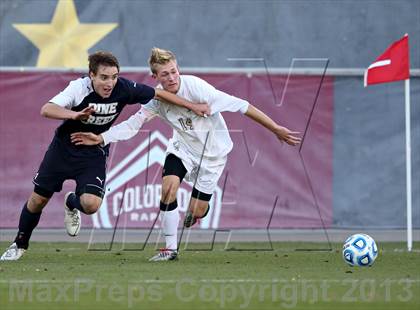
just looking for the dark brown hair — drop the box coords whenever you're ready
[88,51,120,74]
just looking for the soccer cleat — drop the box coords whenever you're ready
[183,205,210,228]
[64,192,81,236]
[183,211,198,228]
[148,249,178,262]
[0,243,26,261]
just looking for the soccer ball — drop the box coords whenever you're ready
[342,233,378,267]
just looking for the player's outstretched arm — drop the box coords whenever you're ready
[41,103,95,121]
[71,108,154,146]
[154,89,210,117]
[245,105,301,146]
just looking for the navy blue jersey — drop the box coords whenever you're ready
[49,76,155,157]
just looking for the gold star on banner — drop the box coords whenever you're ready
[13,0,118,68]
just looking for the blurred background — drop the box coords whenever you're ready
[0,0,419,242]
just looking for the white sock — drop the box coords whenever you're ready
[161,209,179,251]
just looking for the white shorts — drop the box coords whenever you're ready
[167,139,227,195]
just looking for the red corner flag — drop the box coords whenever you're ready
[364,34,410,87]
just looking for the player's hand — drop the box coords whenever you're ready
[70,132,103,146]
[72,106,96,121]
[191,103,211,117]
[274,126,301,146]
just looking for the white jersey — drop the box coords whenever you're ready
[102,75,249,159]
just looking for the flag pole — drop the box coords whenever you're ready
[405,78,412,252]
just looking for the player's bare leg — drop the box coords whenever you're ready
[27,192,49,212]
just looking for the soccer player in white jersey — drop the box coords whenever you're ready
[0,51,209,261]
[70,48,301,261]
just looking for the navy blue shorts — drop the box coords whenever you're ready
[32,139,106,198]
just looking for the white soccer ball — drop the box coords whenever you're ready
[342,233,378,267]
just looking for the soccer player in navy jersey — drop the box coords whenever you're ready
[0,51,209,261]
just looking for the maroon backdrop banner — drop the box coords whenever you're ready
[0,72,333,229]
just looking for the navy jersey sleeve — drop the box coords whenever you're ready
[124,78,155,105]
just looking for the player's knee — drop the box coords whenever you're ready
[81,202,100,215]
[28,192,49,211]
[80,194,102,214]
[30,195,49,207]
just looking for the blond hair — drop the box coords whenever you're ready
[149,47,177,74]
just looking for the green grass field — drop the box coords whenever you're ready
[0,242,418,310]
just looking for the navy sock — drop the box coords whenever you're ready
[14,203,42,249]
[66,193,87,214]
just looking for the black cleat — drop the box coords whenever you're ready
[183,205,210,228]
[183,211,197,228]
